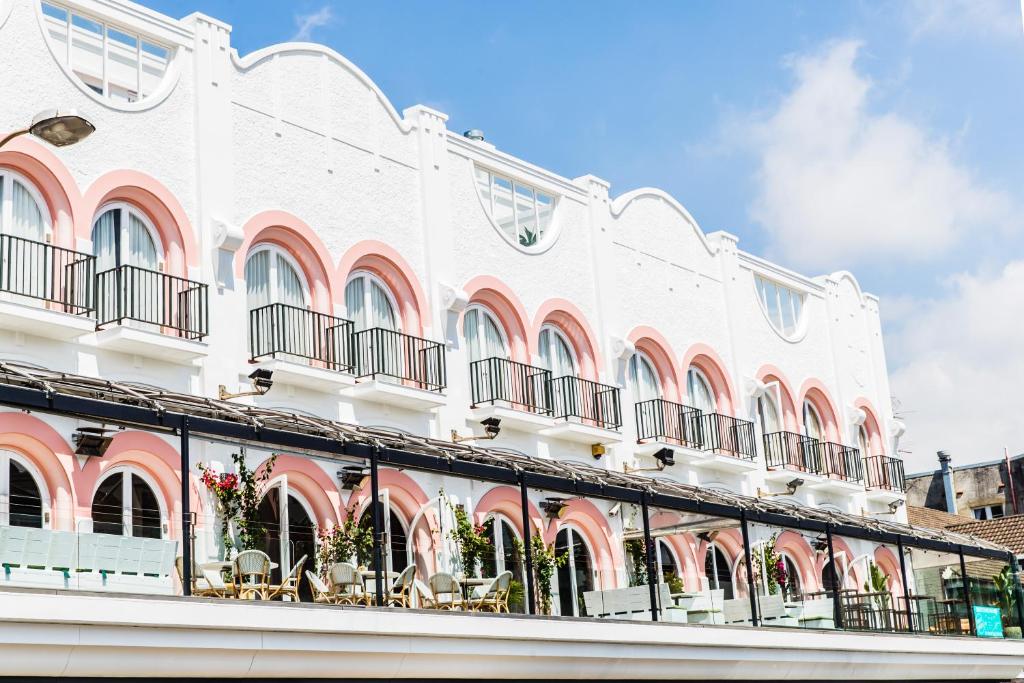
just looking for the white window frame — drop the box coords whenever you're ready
[245,244,311,309]
[0,169,52,241]
[756,382,783,437]
[802,400,824,441]
[655,538,681,584]
[263,474,318,574]
[538,323,577,378]
[0,450,51,528]
[686,366,716,413]
[553,524,597,617]
[344,270,402,331]
[753,274,807,341]
[489,513,523,577]
[706,541,734,596]
[92,201,164,271]
[463,304,510,363]
[628,351,662,403]
[91,466,167,538]
[356,490,409,574]
[473,165,559,254]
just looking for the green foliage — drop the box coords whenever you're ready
[530,534,567,615]
[994,566,1018,623]
[317,500,374,576]
[507,579,526,613]
[518,227,538,247]
[863,561,891,610]
[663,570,685,595]
[625,538,648,586]
[197,451,277,555]
[442,490,492,577]
[752,532,785,595]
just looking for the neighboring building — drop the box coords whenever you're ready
[907,451,1024,520]
[0,0,1021,680]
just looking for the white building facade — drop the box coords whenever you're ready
[0,1,1022,680]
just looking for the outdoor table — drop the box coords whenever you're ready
[459,576,491,606]
[359,569,400,598]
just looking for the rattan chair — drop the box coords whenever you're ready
[234,550,272,600]
[383,564,417,608]
[426,572,464,610]
[269,554,307,601]
[471,571,513,613]
[175,556,231,598]
[306,570,336,604]
[329,562,366,606]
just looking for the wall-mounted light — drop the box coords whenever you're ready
[625,447,675,474]
[72,427,115,457]
[591,443,606,459]
[542,497,569,518]
[451,417,501,443]
[861,499,905,516]
[219,368,274,400]
[757,478,804,498]
[338,465,369,491]
[697,530,720,544]
[1,109,95,149]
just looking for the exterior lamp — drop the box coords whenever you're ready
[451,417,501,443]
[72,427,115,457]
[861,499,905,516]
[0,109,95,149]
[757,478,805,498]
[219,368,274,400]
[624,447,676,473]
[542,497,569,519]
[338,465,369,491]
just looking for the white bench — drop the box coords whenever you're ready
[0,526,177,593]
[686,588,725,624]
[583,583,678,621]
[795,598,835,629]
[723,593,797,626]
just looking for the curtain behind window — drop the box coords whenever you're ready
[10,179,44,240]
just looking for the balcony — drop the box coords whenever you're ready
[248,303,356,393]
[864,454,906,498]
[763,431,821,478]
[343,327,447,410]
[468,357,554,432]
[634,398,705,463]
[94,266,209,362]
[692,412,759,472]
[810,442,865,493]
[540,376,622,444]
[0,234,96,340]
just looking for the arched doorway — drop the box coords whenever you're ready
[705,543,733,599]
[91,469,163,538]
[480,514,525,612]
[358,499,409,574]
[553,525,595,616]
[0,450,47,528]
[257,483,316,601]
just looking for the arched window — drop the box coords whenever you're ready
[91,470,162,538]
[0,451,46,528]
[821,559,840,593]
[803,401,824,441]
[257,481,317,600]
[538,324,576,378]
[857,425,871,457]
[705,543,733,600]
[358,500,409,575]
[463,305,508,363]
[757,390,782,435]
[0,169,48,241]
[554,525,595,616]
[481,515,525,611]
[345,271,399,331]
[780,553,802,601]
[91,203,160,272]
[628,352,661,403]
[687,366,716,413]
[245,246,308,310]
[656,539,681,585]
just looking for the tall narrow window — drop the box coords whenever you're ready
[345,272,399,331]
[686,367,715,413]
[244,247,307,310]
[463,306,508,363]
[857,425,871,457]
[803,401,823,441]
[757,390,782,435]
[91,471,162,539]
[0,170,48,241]
[91,204,159,272]
[554,526,595,617]
[705,543,733,600]
[628,352,661,403]
[0,451,45,528]
[538,325,576,378]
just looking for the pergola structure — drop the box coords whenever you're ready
[0,361,1019,631]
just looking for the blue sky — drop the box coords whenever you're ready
[151,0,1024,472]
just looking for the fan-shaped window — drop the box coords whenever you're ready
[91,203,160,272]
[554,525,595,616]
[40,2,173,106]
[0,451,46,528]
[0,170,48,241]
[345,271,399,331]
[463,305,508,363]
[754,275,805,339]
[91,470,162,538]
[538,324,576,378]
[705,542,733,600]
[628,352,661,402]
[245,246,308,310]
[686,367,715,413]
[474,166,556,251]
[803,401,823,441]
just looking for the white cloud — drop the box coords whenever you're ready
[291,6,334,42]
[905,0,1023,41]
[888,261,1024,472]
[745,40,1013,272]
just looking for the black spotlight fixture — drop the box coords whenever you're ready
[219,368,274,400]
[653,447,675,467]
[338,465,369,491]
[451,417,502,443]
[542,497,569,519]
[73,427,115,457]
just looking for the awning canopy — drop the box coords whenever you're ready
[0,361,1009,559]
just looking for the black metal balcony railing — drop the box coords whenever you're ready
[697,413,757,459]
[470,357,552,415]
[352,327,446,391]
[549,375,622,430]
[0,234,95,314]
[820,442,864,482]
[249,303,355,372]
[635,398,702,448]
[96,265,209,340]
[764,431,821,473]
[864,454,906,493]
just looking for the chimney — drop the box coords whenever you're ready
[938,450,957,515]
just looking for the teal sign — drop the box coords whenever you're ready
[973,605,1004,638]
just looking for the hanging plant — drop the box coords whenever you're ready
[530,534,567,616]
[317,500,374,577]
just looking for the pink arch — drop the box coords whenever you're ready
[0,413,76,530]
[473,485,544,539]
[755,364,800,432]
[336,240,430,336]
[81,169,199,275]
[816,536,862,590]
[649,512,700,591]
[874,546,904,598]
[681,343,736,415]
[798,378,841,442]
[544,498,622,590]
[775,531,818,592]
[854,398,884,456]
[697,528,749,595]
[462,276,532,363]
[531,299,603,380]
[628,326,682,402]
[267,454,341,526]
[236,211,337,312]
[0,138,81,248]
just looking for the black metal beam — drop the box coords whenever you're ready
[370,446,384,607]
[826,526,844,629]
[740,511,759,628]
[519,475,536,615]
[640,495,658,622]
[179,417,191,597]
[896,536,913,632]
[958,547,975,636]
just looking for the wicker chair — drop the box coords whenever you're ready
[234,550,272,600]
[471,571,513,613]
[175,557,231,598]
[383,564,417,608]
[306,570,336,605]
[329,562,365,606]
[426,572,464,610]
[269,554,307,602]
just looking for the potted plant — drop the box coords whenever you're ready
[317,500,374,577]
[994,566,1021,637]
[441,491,492,577]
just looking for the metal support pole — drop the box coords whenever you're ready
[959,546,975,636]
[179,417,192,597]
[897,536,913,632]
[640,495,659,622]
[740,511,759,628]
[518,474,537,615]
[1009,554,1024,630]
[370,445,384,607]
[826,525,844,629]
